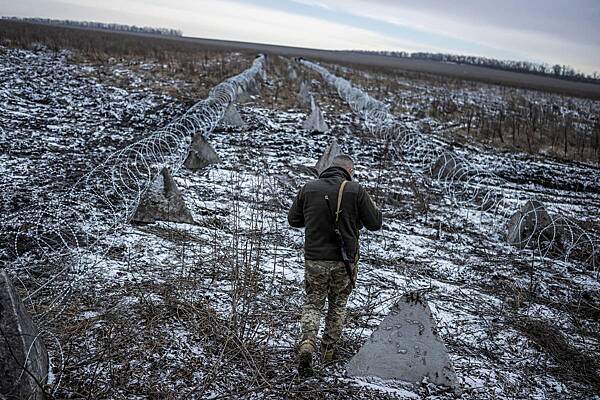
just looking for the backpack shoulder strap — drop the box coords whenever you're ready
[335,180,348,224]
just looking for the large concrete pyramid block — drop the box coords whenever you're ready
[184,134,221,171]
[346,293,458,389]
[221,103,245,127]
[236,84,253,103]
[315,138,342,176]
[1,271,48,400]
[237,90,252,103]
[302,96,329,133]
[132,168,194,224]
[506,199,553,249]
[288,67,298,81]
[246,77,261,95]
[297,81,311,108]
[259,65,267,82]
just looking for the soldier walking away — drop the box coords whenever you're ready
[288,154,382,376]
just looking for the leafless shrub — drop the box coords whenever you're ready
[514,317,600,392]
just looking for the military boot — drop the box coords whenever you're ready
[298,341,315,377]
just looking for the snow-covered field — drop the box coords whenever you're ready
[1,46,599,399]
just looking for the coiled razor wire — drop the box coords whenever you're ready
[4,55,266,320]
[300,59,598,272]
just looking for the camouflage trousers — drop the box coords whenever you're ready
[300,260,356,350]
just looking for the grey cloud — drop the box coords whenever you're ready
[374,0,599,46]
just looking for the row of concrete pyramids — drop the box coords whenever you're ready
[217,81,329,134]
[0,85,261,398]
[130,133,220,224]
[288,65,328,134]
[132,74,332,226]
[298,81,329,133]
[131,78,264,225]
[130,136,343,226]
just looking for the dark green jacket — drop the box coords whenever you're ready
[288,166,382,261]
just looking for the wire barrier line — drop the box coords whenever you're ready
[299,59,598,273]
[3,55,266,321]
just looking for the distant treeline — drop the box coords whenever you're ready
[354,50,600,85]
[1,16,183,37]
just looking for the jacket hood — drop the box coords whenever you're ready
[319,166,352,181]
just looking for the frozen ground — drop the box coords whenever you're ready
[1,46,599,399]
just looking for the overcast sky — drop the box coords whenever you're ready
[2,0,599,74]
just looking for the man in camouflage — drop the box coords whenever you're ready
[288,154,382,375]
